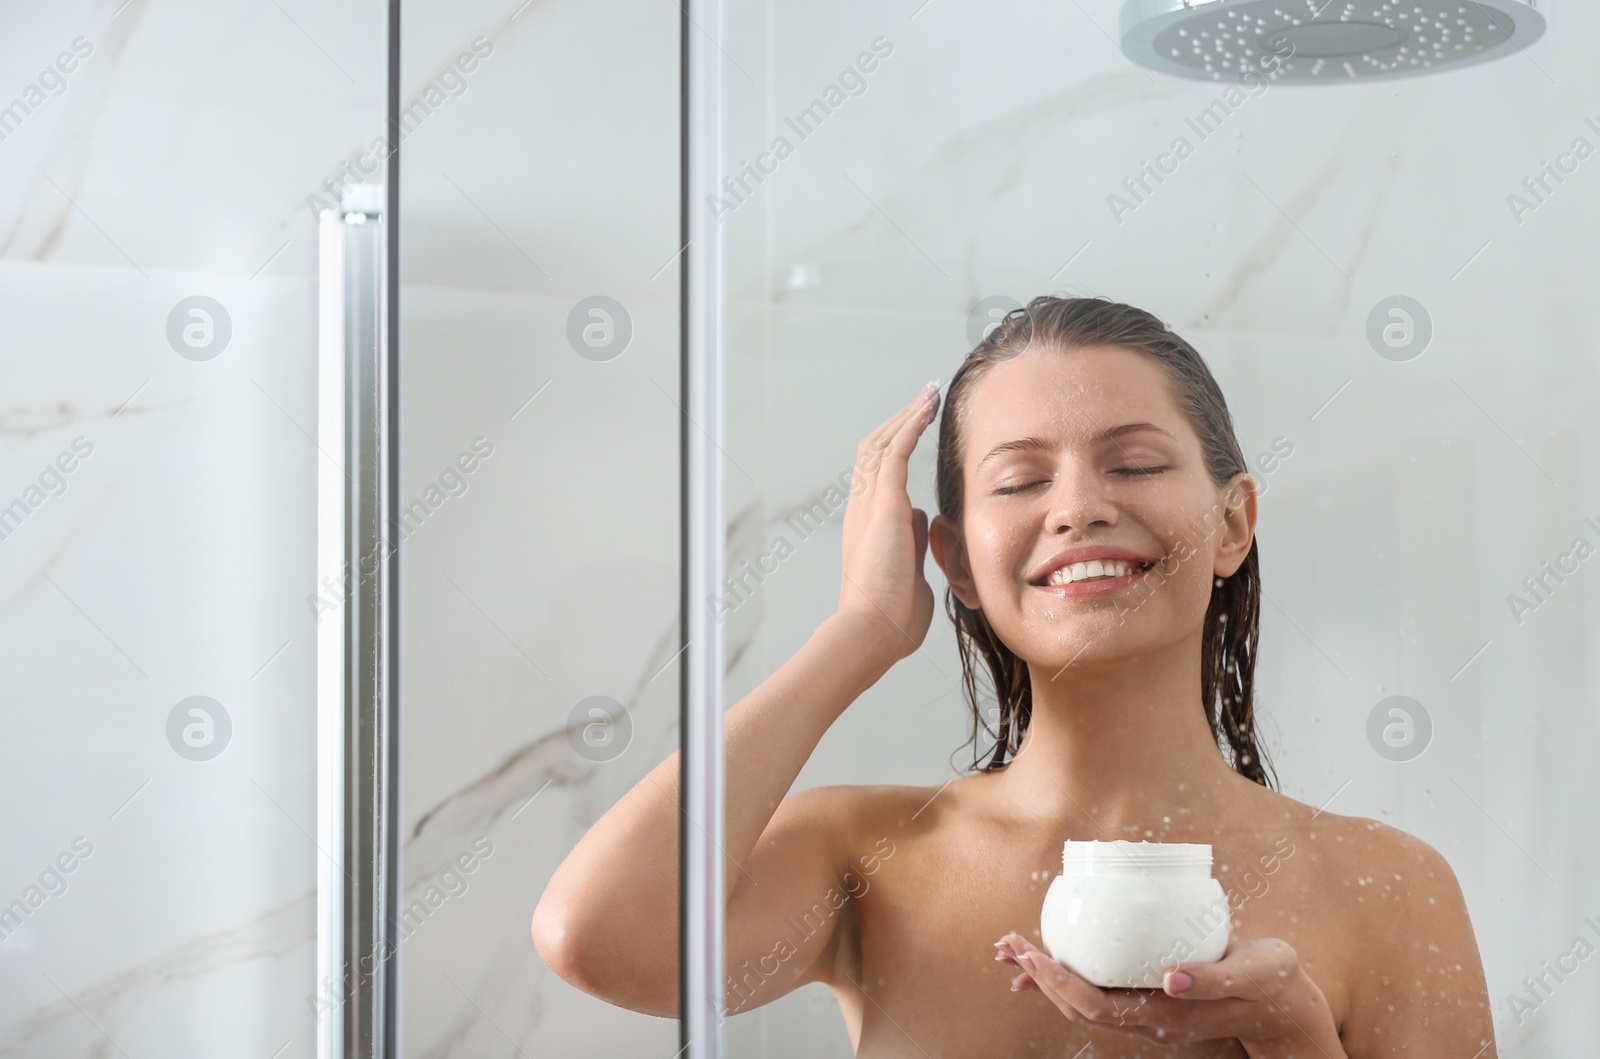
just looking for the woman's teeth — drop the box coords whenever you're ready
[1041,559,1144,586]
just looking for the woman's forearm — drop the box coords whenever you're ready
[532,612,895,983]
[718,611,896,900]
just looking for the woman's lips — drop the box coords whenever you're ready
[1031,565,1151,598]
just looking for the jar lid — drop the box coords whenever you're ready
[1061,839,1213,875]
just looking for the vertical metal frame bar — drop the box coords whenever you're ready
[680,0,725,1052]
[315,2,402,1053]
[380,2,404,1053]
[315,192,350,1059]
[316,179,396,1059]
[350,190,388,1059]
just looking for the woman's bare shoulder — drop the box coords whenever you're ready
[1230,779,1445,856]
[1243,785,1458,881]
[785,781,954,827]
[1226,787,1490,1046]
[780,780,973,859]
[1290,807,1491,1054]
[1292,807,1470,927]
[1225,783,1467,918]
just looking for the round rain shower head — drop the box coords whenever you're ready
[1118,0,1548,84]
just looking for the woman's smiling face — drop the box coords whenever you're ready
[930,343,1256,671]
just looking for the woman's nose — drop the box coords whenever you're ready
[1044,466,1120,532]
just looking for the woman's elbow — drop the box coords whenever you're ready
[531,890,587,986]
[531,889,678,1016]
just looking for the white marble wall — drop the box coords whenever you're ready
[0,0,389,1053]
[0,258,348,1057]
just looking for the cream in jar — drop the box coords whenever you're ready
[1039,839,1231,988]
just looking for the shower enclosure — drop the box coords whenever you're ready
[3,0,1595,1058]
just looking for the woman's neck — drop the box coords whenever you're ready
[984,635,1242,839]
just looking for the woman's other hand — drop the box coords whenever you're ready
[996,932,1346,1058]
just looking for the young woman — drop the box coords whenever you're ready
[533,296,1496,1057]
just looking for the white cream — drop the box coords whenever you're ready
[1039,839,1231,988]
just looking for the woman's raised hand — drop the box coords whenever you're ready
[835,380,942,667]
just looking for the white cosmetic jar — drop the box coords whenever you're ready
[1040,839,1231,989]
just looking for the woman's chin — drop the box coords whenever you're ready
[1013,633,1143,674]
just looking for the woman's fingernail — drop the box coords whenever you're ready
[1165,970,1194,994]
[1015,953,1036,972]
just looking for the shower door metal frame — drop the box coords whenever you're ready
[315,3,404,1057]
[680,0,726,1054]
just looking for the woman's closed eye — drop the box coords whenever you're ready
[993,467,1167,495]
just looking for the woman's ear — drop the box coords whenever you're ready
[929,513,981,610]
[1213,472,1257,578]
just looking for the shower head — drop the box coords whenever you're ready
[1118,0,1548,84]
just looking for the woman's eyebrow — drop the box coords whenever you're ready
[975,422,1180,470]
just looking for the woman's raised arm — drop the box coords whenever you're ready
[530,381,942,1016]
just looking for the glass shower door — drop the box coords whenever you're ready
[704,1,1599,1056]
[396,1,683,1057]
